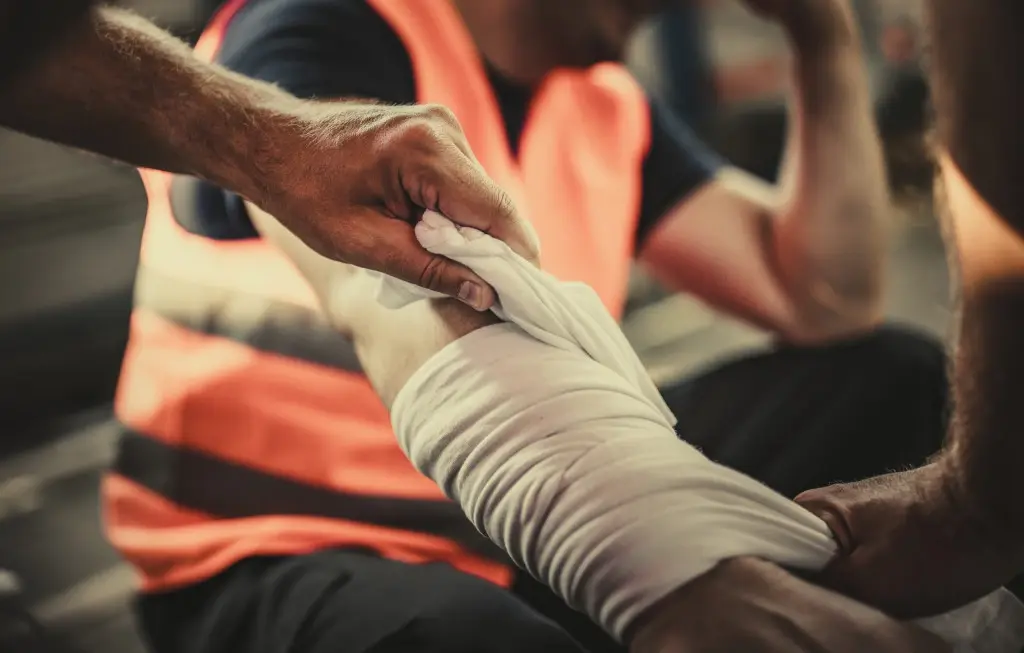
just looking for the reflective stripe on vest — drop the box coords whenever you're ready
[104,0,649,593]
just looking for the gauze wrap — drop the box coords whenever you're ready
[373,211,1024,651]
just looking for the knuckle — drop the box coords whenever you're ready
[495,190,518,222]
[393,117,462,165]
[421,103,461,128]
[396,118,444,150]
[495,192,539,261]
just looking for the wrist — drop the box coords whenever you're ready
[782,0,859,57]
[780,2,871,116]
[184,76,304,207]
[203,104,288,206]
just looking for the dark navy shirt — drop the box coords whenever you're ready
[195,0,723,247]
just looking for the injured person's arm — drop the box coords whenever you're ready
[249,203,1007,652]
[247,201,499,406]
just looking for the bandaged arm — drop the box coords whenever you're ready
[251,202,1024,652]
[247,203,841,638]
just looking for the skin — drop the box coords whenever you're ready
[249,195,947,653]
[0,0,971,644]
[0,3,537,309]
[794,0,1024,619]
[243,1,942,649]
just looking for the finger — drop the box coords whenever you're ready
[442,161,540,264]
[419,103,484,168]
[794,487,856,554]
[441,120,482,168]
[415,151,541,265]
[347,215,497,311]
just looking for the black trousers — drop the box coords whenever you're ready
[137,325,949,653]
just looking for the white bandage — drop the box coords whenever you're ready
[392,323,837,636]
[377,213,1024,651]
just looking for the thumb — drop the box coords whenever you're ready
[795,488,880,602]
[360,216,497,311]
[795,488,857,556]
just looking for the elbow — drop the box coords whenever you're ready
[772,232,888,344]
[778,279,886,345]
[771,205,890,345]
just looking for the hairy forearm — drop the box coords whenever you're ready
[946,276,1024,544]
[0,5,300,201]
[772,3,889,328]
[927,0,1024,544]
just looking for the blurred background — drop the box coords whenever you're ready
[0,1,934,651]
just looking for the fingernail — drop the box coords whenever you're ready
[458,281,484,310]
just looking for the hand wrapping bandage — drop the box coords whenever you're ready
[375,211,1024,651]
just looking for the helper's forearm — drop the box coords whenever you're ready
[946,275,1024,546]
[927,0,1024,545]
[0,6,298,201]
[772,4,889,323]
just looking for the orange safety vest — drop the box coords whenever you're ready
[103,0,651,593]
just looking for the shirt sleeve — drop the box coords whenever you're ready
[190,0,417,239]
[215,0,416,102]
[635,99,725,248]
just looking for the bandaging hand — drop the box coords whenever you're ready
[629,557,949,653]
[254,102,537,311]
[796,463,1024,618]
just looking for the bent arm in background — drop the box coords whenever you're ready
[640,1,890,344]
[928,0,1024,548]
